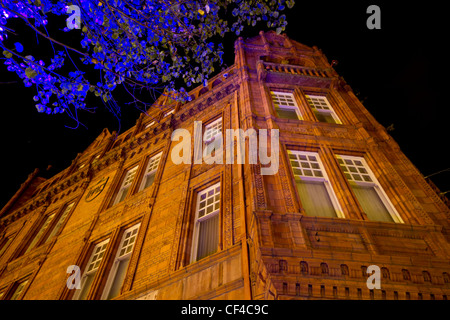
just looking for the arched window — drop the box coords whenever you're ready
[279,260,287,272]
[300,261,308,275]
[361,266,368,277]
[340,264,349,276]
[381,267,390,279]
[112,139,122,149]
[443,272,450,283]
[198,86,209,97]
[321,263,329,275]
[212,78,222,88]
[123,133,132,142]
[422,271,431,282]
[402,269,411,281]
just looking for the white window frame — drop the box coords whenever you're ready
[92,154,101,164]
[24,211,57,254]
[145,120,155,129]
[203,118,223,161]
[336,155,404,223]
[204,117,222,144]
[288,150,344,218]
[73,239,110,300]
[305,94,341,124]
[163,109,175,117]
[45,202,75,242]
[112,165,139,206]
[190,183,221,263]
[271,91,303,120]
[138,152,162,192]
[101,224,140,300]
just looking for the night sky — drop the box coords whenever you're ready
[0,1,448,209]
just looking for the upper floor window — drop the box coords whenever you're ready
[337,155,403,223]
[23,212,57,255]
[163,109,175,117]
[45,202,75,242]
[203,118,223,159]
[92,154,101,164]
[443,272,450,283]
[422,271,431,282]
[145,121,155,129]
[271,91,302,120]
[102,224,140,300]
[191,183,221,262]
[112,166,139,206]
[22,202,75,256]
[0,235,14,258]
[288,150,343,218]
[204,117,222,143]
[73,239,110,300]
[305,94,341,124]
[8,279,29,300]
[138,152,162,192]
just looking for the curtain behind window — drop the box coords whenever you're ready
[296,180,337,218]
[351,184,394,222]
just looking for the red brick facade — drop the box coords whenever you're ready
[0,31,449,300]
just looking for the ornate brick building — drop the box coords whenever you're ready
[0,31,449,300]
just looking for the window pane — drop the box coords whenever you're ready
[73,240,109,300]
[193,184,220,262]
[204,118,222,141]
[115,186,130,204]
[123,167,138,187]
[142,172,156,190]
[25,213,56,254]
[45,203,74,242]
[306,95,340,123]
[314,110,336,123]
[10,280,28,300]
[337,157,373,183]
[0,237,13,257]
[289,152,325,179]
[86,242,109,273]
[276,107,299,120]
[197,213,219,260]
[296,180,337,218]
[107,258,131,300]
[75,273,96,300]
[271,92,297,108]
[103,225,139,300]
[351,185,394,222]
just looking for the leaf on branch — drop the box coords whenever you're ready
[14,42,24,53]
[2,51,12,59]
[25,67,38,79]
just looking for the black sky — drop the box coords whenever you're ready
[0,1,448,209]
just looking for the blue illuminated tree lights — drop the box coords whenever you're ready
[0,0,293,128]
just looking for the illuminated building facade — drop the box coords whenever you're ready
[0,31,449,300]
